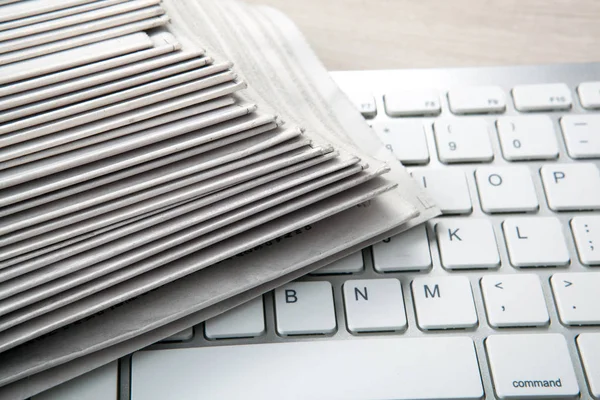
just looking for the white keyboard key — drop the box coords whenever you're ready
[551,272,600,325]
[436,219,500,269]
[312,252,364,275]
[578,81,600,109]
[412,276,478,330]
[512,83,573,111]
[274,281,336,335]
[475,166,539,213]
[343,279,407,333]
[503,217,570,267]
[131,337,484,400]
[448,86,506,114]
[160,328,194,343]
[541,163,600,211]
[33,362,118,400]
[571,216,600,265]
[384,89,441,116]
[481,274,549,327]
[434,119,494,163]
[486,334,579,399]
[412,169,472,214]
[577,333,600,398]
[370,120,429,164]
[496,116,559,160]
[346,92,377,118]
[205,297,265,339]
[372,225,431,272]
[560,115,600,158]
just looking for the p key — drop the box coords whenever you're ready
[540,163,600,211]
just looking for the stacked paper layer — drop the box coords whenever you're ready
[0,1,439,398]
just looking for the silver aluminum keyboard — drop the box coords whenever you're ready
[41,63,600,400]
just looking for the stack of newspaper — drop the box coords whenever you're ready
[0,0,439,398]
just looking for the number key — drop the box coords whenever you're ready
[434,119,494,163]
[496,116,559,160]
[370,120,429,165]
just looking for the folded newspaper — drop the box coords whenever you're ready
[0,0,440,398]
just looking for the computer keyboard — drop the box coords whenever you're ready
[39,63,600,400]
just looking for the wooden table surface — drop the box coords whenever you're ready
[245,0,600,71]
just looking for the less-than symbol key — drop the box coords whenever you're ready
[481,274,549,327]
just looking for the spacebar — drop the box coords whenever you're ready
[131,337,484,400]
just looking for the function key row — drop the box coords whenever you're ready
[349,81,600,118]
[371,115,600,165]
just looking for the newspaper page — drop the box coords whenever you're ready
[0,0,440,395]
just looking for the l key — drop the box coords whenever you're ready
[503,217,570,267]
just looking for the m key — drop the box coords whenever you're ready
[412,276,478,330]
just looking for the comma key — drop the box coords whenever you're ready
[486,334,579,399]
